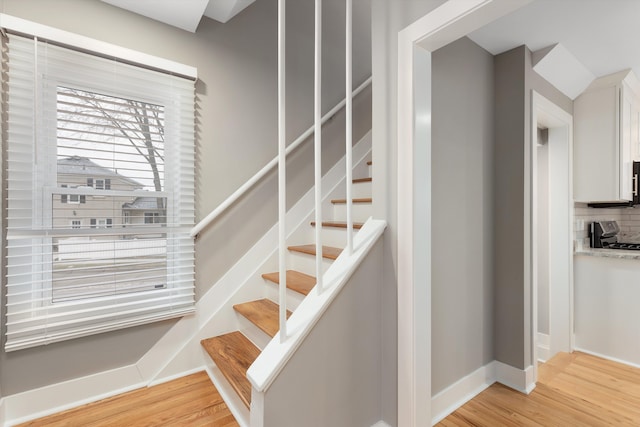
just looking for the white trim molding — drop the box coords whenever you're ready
[395,0,534,425]
[431,362,496,425]
[495,361,536,395]
[0,14,197,79]
[537,332,551,363]
[574,347,640,370]
[1,364,144,426]
[430,359,537,425]
[371,422,393,427]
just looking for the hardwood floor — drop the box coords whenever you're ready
[438,351,640,426]
[18,351,640,426]
[18,371,239,427]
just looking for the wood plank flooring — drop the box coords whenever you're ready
[18,371,238,427]
[438,351,640,426]
[19,350,639,426]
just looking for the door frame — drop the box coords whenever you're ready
[530,91,574,378]
[396,1,534,425]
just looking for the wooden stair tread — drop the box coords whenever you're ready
[233,299,291,338]
[331,197,372,204]
[353,177,372,183]
[288,244,342,260]
[367,160,372,165]
[261,270,316,296]
[310,221,364,229]
[200,331,260,409]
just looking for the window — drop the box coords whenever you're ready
[60,184,85,204]
[89,178,111,190]
[3,32,196,351]
[144,212,161,224]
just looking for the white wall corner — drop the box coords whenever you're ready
[537,332,550,363]
[430,362,497,425]
[0,397,6,427]
[204,0,255,23]
[495,361,536,395]
[532,43,595,100]
[371,422,393,427]
[1,364,144,426]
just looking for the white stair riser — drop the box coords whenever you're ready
[368,164,372,178]
[351,181,372,198]
[203,362,250,427]
[236,312,272,351]
[332,203,372,222]
[288,251,334,275]
[310,226,356,248]
[263,280,306,311]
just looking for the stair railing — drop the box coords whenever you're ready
[190,0,362,344]
[314,0,323,295]
[278,0,288,341]
[345,0,354,255]
[188,75,370,240]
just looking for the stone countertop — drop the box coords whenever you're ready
[575,247,640,260]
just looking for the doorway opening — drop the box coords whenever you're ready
[530,91,574,382]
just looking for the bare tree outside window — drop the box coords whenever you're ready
[57,87,166,210]
[53,87,169,301]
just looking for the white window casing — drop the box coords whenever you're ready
[3,31,196,351]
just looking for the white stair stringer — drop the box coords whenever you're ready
[134,131,372,389]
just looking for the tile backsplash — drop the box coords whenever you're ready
[574,203,640,248]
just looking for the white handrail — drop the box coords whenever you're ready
[189,76,372,238]
[277,0,287,342]
[314,0,323,294]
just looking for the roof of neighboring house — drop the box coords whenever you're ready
[57,156,143,187]
[122,197,164,210]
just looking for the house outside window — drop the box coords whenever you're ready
[3,33,196,351]
[144,212,160,224]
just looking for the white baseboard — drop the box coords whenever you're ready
[495,361,536,394]
[431,362,496,425]
[430,359,537,425]
[371,422,393,427]
[537,332,550,362]
[2,364,144,427]
[574,347,640,370]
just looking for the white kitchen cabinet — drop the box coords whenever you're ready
[574,255,640,366]
[574,69,640,202]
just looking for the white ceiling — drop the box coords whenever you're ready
[100,0,640,84]
[100,0,255,32]
[468,0,640,80]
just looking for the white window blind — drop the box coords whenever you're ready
[3,33,196,351]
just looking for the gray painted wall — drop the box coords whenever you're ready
[494,45,572,370]
[262,239,384,427]
[493,46,527,370]
[431,37,494,395]
[0,0,371,396]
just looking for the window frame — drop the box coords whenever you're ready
[3,28,196,352]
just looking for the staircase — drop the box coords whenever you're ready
[200,160,373,425]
